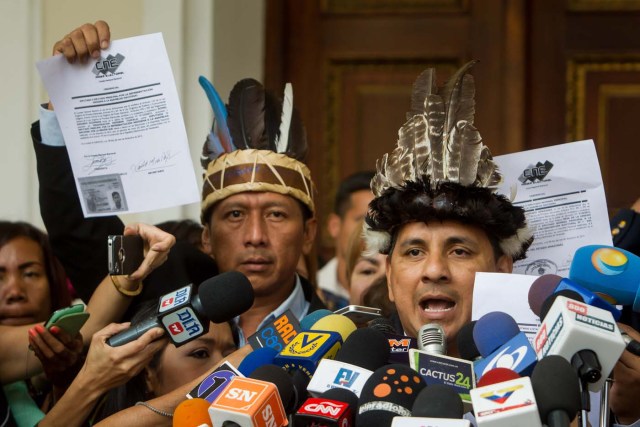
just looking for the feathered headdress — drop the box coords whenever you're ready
[199,77,314,222]
[364,61,533,260]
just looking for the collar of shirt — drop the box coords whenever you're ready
[233,274,310,347]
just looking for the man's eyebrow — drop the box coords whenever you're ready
[396,238,426,248]
[445,236,478,247]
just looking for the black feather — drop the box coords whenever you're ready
[227,79,268,150]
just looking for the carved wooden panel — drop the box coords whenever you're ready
[567,58,640,211]
[321,0,468,14]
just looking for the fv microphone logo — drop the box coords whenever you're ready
[333,368,360,387]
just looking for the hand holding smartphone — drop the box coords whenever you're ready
[108,235,144,276]
[45,304,90,336]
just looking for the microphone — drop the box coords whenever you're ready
[208,365,291,427]
[300,309,333,331]
[472,312,520,358]
[533,294,626,391]
[527,274,621,320]
[470,374,542,427]
[247,310,302,352]
[187,361,242,403]
[294,388,358,426]
[472,312,538,377]
[108,271,254,347]
[622,330,640,356]
[569,245,640,311]
[357,364,427,427]
[368,317,398,335]
[530,355,581,427]
[390,384,471,426]
[237,347,278,377]
[307,327,389,397]
[476,367,520,388]
[409,324,475,410]
[173,398,212,427]
[456,321,481,361]
[274,314,356,380]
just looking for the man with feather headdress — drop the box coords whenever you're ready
[364,61,640,425]
[363,61,533,357]
[198,72,326,343]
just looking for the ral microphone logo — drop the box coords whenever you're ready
[334,368,360,387]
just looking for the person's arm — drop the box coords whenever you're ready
[32,20,118,303]
[94,344,252,427]
[80,222,175,344]
[38,323,165,427]
[610,324,640,425]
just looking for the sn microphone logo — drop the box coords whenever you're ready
[333,368,360,387]
[225,388,258,402]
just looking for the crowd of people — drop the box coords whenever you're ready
[1,19,639,427]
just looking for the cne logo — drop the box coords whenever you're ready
[303,401,344,416]
[333,368,360,387]
[92,53,125,76]
[518,160,553,184]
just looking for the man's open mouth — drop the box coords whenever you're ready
[420,298,455,312]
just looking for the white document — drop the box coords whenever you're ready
[494,140,612,276]
[36,33,199,217]
[471,272,539,341]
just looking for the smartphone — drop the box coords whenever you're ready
[334,305,382,324]
[108,235,144,275]
[45,304,90,336]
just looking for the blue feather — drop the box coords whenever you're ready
[198,75,236,152]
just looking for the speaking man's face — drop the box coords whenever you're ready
[386,220,512,356]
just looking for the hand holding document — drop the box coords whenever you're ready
[36,33,199,216]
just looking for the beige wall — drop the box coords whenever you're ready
[0,0,264,227]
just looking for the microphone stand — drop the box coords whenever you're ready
[599,375,613,427]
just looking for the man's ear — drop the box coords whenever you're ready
[496,254,513,273]
[327,213,341,240]
[201,226,213,257]
[302,217,317,255]
[386,255,395,303]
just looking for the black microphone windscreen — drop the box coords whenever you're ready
[531,355,581,423]
[321,387,359,409]
[539,290,583,321]
[197,271,254,323]
[250,364,295,414]
[457,321,480,361]
[528,274,563,317]
[335,328,390,371]
[357,364,426,427]
[411,384,464,419]
[368,317,398,335]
